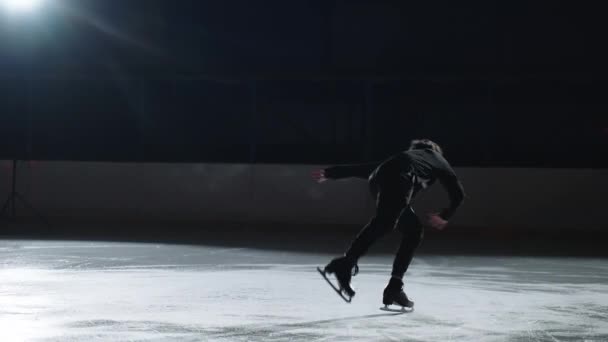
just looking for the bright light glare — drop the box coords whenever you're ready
[2,0,42,13]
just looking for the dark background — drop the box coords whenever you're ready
[1,0,606,167]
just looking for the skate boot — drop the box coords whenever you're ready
[317,256,359,302]
[381,278,414,312]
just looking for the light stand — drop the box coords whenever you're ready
[1,159,49,227]
[0,78,50,228]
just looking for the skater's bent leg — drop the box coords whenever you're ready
[344,215,394,262]
[344,187,406,263]
[391,207,424,279]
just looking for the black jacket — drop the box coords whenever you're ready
[324,148,465,220]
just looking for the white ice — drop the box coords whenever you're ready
[1,240,607,341]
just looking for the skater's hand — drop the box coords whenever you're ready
[312,169,328,183]
[426,213,448,231]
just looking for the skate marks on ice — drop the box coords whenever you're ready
[204,312,408,341]
[1,240,607,341]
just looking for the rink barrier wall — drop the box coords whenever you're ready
[1,160,606,232]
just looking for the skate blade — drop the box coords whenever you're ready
[317,267,353,303]
[380,304,414,313]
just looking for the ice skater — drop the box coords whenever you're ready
[313,139,465,310]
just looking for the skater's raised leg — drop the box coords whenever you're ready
[344,165,407,261]
[321,256,359,299]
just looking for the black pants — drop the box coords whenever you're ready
[344,161,424,280]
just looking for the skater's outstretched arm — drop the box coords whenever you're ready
[312,162,381,182]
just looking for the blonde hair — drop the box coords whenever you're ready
[409,139,443,154]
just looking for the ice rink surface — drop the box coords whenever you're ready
[1,239,607,342]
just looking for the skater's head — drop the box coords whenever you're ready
[409,139,443,154]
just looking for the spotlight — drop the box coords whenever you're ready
[2,0,43,14]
